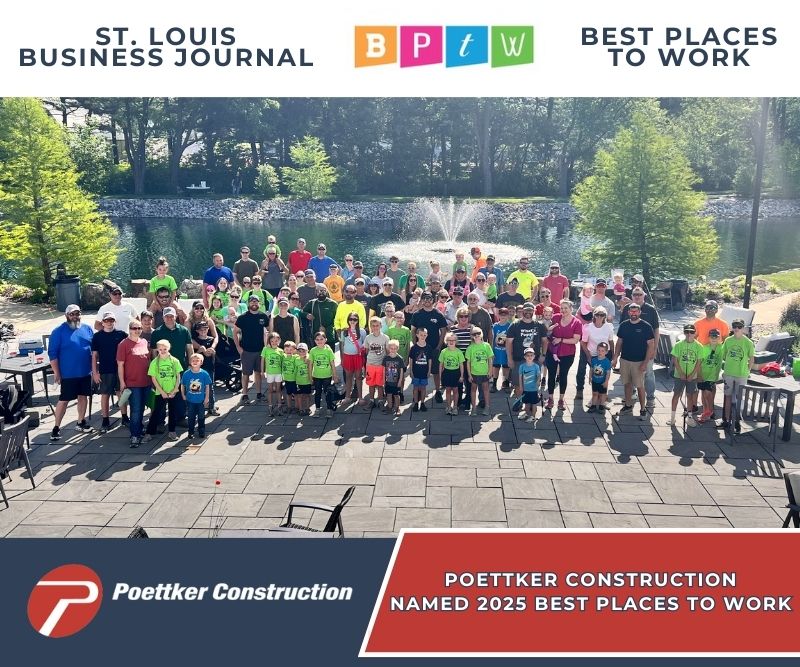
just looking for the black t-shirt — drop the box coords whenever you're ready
[506,319,547,361]
[192,333,216,371]
[621,302,660,332]
[411,308,448,349]
[354,293,370,307]
[408,343,432,379]
[382,355,406,386]
[235,311,270,352]
[616,318,655,362]
[496,292,525,311]
[369,292,405,317]
[91,329,127,373]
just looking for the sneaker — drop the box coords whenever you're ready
[545,398,554,410]
[129,437,140,448]
[645,398,656,408]
[527,414,537,423]
[518,412,529,420]
[618,404,633,414]
[639,408,648,421]
[598,405,606,415]
[420,403,428,412]
[256,393,264,402]
[686,415,697,427]
[75,420,93,433]
[50,426,61,441]
[716,420,731,429]
[412,402,419,412]
[478,399,486,409]
[156,424,166,434]
[557,400,566,411]
[574,389,584,400]
[121,415,130,428]
[100,417,110,433]
[142,434,153,443]
[208,407,220,416]
[168,431,178,440]
[198,431,205,438]
[481,408,489,416]
[470,408,479,417]
[734,421,742,434]
[587,405,597,413]
[240,394,251,404]
[434,391,443,404]
[691,405,700,414]
[187,431,195,439]
[490,383,498,393]
[665,417,676,426]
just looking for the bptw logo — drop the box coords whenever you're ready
[27,564,103,638]
[354,25,534,69]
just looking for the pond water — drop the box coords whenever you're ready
[109,216,800,289]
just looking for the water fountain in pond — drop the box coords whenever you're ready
[374,197,529,271]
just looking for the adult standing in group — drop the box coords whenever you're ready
[307,243,336,280]
[444,267,473,297]
[411,291,449,403]
[577,307,615,404]
[479,255,505,292]
[91,311,128,432]
[270,297,301,344]
[368,278,405,319]
[443,286,467,326]
[386,256,406,286]
[297,269,321,307]
[589,279,616,320]
[232,246,260,286]
[496,278,525,313]
[303,286,338,350]
[545,300,583,410]
[334,285,367,335]
[612,303,654,421]
[202,254,234,307]
[260,247,288,297]
[621,287,660,407]
[506,302,548,396]
[117,319,151,447]
[94,285,138,333]
[693,300,730,345]
[542,260,570,301]
[48,305,94,440]
[506,256,539,301]
[152,307,194,426]
[151,287,188,328]
[345,261,370,288]
[340,254,356,282]
[242,276,273,314]
[398,262,426,291]
[469,247,487,283]
[534,288,554,318]
[233,295,270,403]
[466,292,493,344]
[574,282,617,399]
[288,238,312,275]
[450,308,476,409]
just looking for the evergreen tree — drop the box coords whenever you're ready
[572,107,718,286]
[0,98,120,295]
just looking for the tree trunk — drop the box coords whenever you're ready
[205,134,217,170]
[440,131,448,196]
[110,123,119,165]
[557,154,570,198]
[475,101,493,197]
[250,139,260,167]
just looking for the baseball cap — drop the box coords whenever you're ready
[486,255,495,261]
[297,237,306,244]
[65,304,81,314]
[195,320,209,328]
[509,278,519,285]
[595,278,607,287]
[470,246,481,254]
[705,300,719,310]
[163,307,176,317]
[355,278,366,285]
[522,302,535,310]
[633,273,645,282]
[329,263,339,270]
[549,260,560,268]
[101,311,116,321]
[452,286,464,295]
[709,328,721,338]
[456,267,466,273]
[353,261,363,268]
[317,243,326,250]
[278,298,289,305]
[523,348,535,355]
[110,286,123,295]
[304,269,315,276]
[369,277,382,286]
[732,317,746,327]
[344,254,353,261]
[421,291,433,299]
[248,294,261,302]
[498,307,509,315]
[683,324,697,333]
[628,303,641,311]
[296,343,308,351]
[382,277,394,286]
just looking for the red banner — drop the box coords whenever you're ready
[362,531,800,656]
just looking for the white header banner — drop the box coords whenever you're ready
[0,0,796,96]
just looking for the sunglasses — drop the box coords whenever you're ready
[194,305,205,310]
[476,278,486,282]
[290,297,299,301]
[439,295,448,299]
[594,313,606,318]
[68,311,82,316]
[472,333,482,337]
[348,318,359,322]
[733,324,744,329]
[458,315,469,319]
[129,326,142,331]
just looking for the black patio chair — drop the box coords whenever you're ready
[782,471,800,528]
[127,526,149,538]
[0,415,35,508]
[765,335,796,366]
[730,384,782,450]
[651,281,673,311]
[271,486,355,537]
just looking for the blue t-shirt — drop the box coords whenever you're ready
[591,356,612,386]
[479,266,506,288]
[492,321,511,366]
[48,322,93,379]
[203,265,234,288]
[518,362,541,392]
[181,369,213,404]
[307,255,337,281]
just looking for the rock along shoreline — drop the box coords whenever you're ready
[98,195,800,223]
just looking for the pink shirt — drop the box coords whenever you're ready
[542,274,570,300]
[550,314,583,357]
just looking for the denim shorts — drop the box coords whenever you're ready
[412,377,429,387]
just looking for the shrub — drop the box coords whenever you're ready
[779,294,800,328]
[254,164,280,198]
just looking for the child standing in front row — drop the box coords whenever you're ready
[382,340,406,415]
[364,317,390,409]
[281,340,298,414]
[697,328,723,423]
[261,332,284,417]
[587,341,612,414]
[465,327,494,416]
[408,327,432,412]
[181,353,212,439]
[439,333,465,416]
[310,332,337,418]
[517,348,541,423]
[294,343,313,415]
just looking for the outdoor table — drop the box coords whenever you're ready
[0,353,52,408]
[185,185,211,196]
[747,371,800,442]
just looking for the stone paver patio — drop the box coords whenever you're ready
[2,367,797,537]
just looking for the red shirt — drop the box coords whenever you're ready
[116,337,151,387]
[288,249,312,275]
[550,313,583,357]
[542,274,570,300]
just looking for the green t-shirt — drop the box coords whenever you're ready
[309,345,335,379]
[263,242,282,258]
[282,353,298,381]
[465,342,493,376]
[387,325,412,361]
[149,275,178,294]
[439,347,465,372]
[261,346,285,375]
[721,335,755,378]
[148,355,183,394]
[671,339,703,379]
[294,355,311,385]
[242,289,272,314]
[699,343,724,383]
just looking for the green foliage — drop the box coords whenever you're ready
[572,106,718,286]
[254,164,280,198]
[281,136,337,199]
[780,295,800,328]
[106,163,134,195]
[0,98,120,294]
[733,162,755,197]
[66,121,113,195]
[757,269,800,292]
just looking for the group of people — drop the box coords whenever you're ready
[45,235,754,445]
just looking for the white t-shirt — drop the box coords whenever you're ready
[581,321,614,356]
[95,301,138,332]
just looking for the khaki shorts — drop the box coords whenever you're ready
[620,358,645,387]
[723,374,747,397]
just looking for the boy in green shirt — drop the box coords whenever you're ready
[439,333,465,415]
[666,324,703,426]
[697,328,724,423]
[148,257,178,305]
[309,331,337,417]
[281,340,298,414]
[465,327,494,417]
[145,339,183,440]
[719,318,755,432]
[294,343,313,416]
[387,311,412,362]
[261,332,285,417]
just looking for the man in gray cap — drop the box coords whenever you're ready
[694,300,730,345]
[152,306,193,427]
[233,294,270,403]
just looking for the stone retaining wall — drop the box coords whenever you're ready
[99,196,800,222]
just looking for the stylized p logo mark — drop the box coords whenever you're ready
[28,564,103,638]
